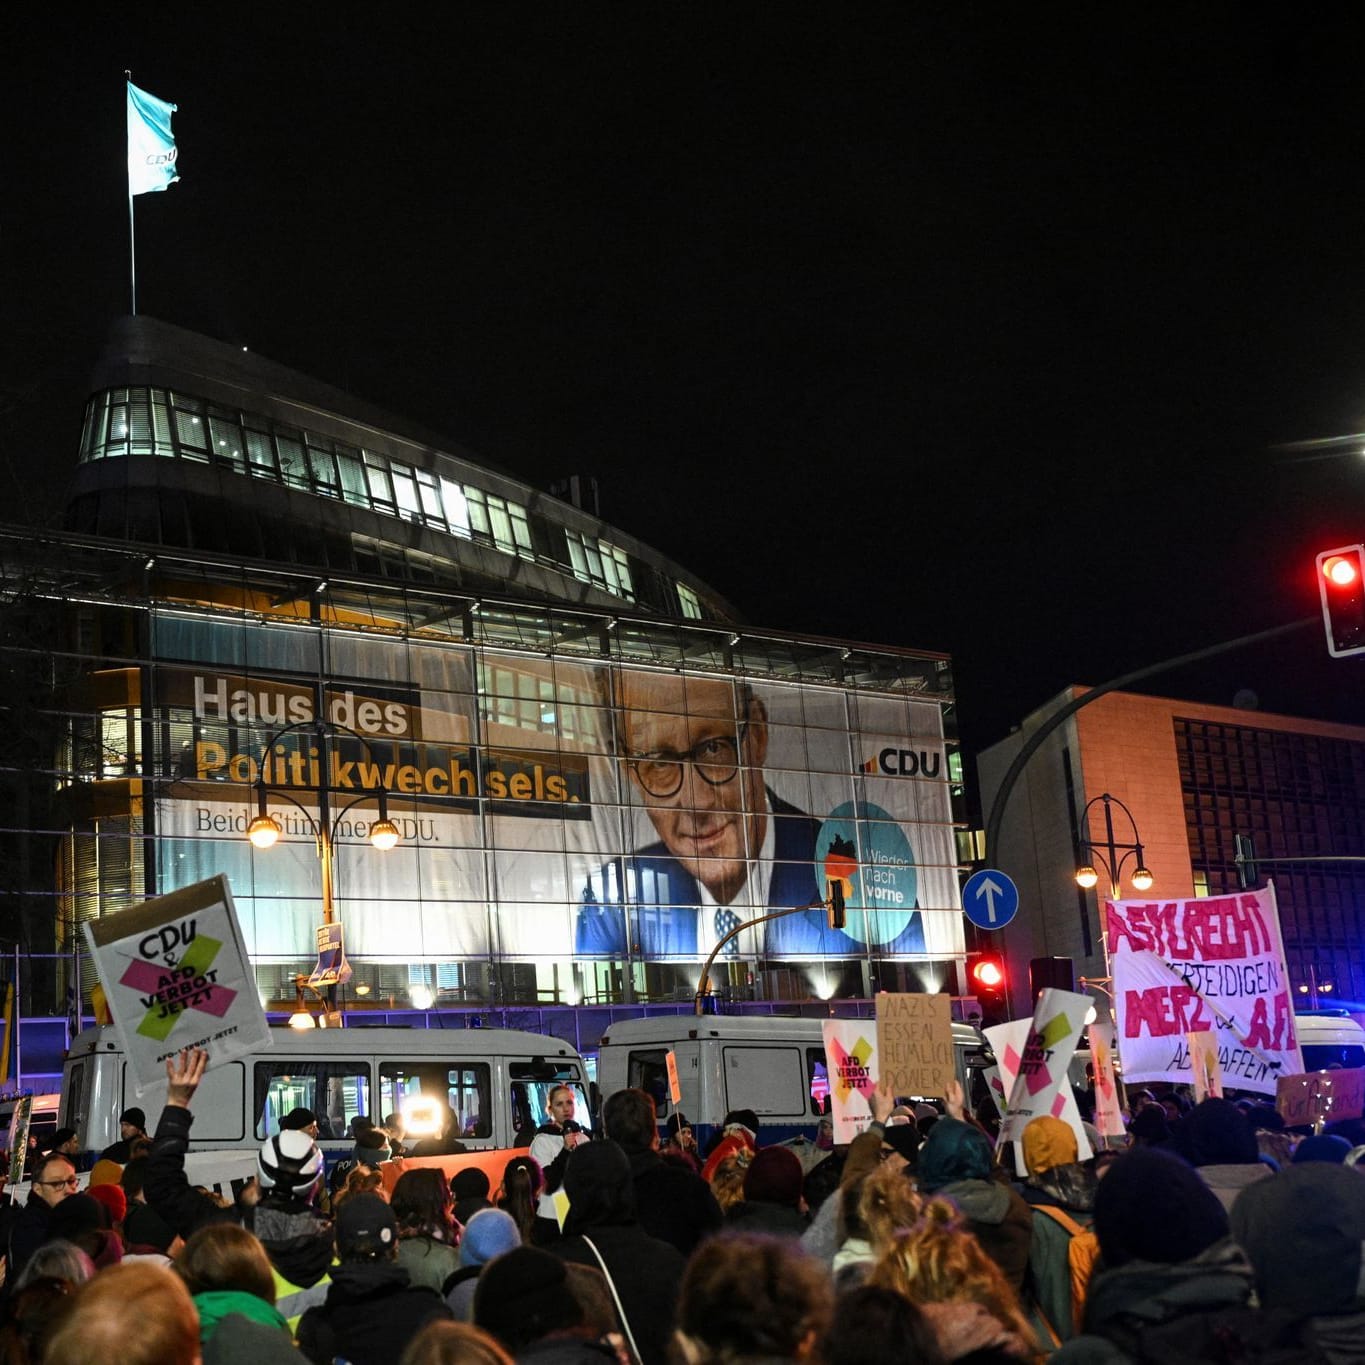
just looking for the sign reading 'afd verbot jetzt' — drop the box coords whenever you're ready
[84,875,271,1095]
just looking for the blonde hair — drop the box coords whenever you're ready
[45,1262,200,1365]
[868,1197,1035,1348]
[858,1164,928,1255]
[707,1149,752,1213]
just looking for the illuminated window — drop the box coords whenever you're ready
[677,582,702,619]
[565,531,635,600]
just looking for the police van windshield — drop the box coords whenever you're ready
[509,1061,587,1142]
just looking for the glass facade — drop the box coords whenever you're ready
[77,386,709,622]
[1175,716,1365,1002]
[33,565,961,1012]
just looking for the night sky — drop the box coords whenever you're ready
[8,10,1365,788]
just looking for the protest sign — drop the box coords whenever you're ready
[876,992,954,1098]
[83,875,271,1095]
[1276,1068,1365,1128]
[1088,1021,1126,1138]
[307,922,352,987]
[6,1095,31,1187]
[986,1017,1092,1171]
[1106,884,1301,1096]
[666,1050,682,1104]
[996,989,1091,1146]
[822,1017,880,1142]
[1189,1029,1223,1102]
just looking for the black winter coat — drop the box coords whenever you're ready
[552,1224,685,1365]
[626,1149,722,1255]
[296,1260,452,1365]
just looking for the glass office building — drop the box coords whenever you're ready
[3,316,966,1019]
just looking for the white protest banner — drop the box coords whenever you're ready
[83,875,272,1095]
[996,989,1091,1146]
[985,1017,1092,1172]
[1276,1069,1365,1128]
[1189,1029,1223,1102]
[822,1018,880,1143]
[1106,884,1302,1096]
[1088,1021,1126,1138]
[876,992,955,1098]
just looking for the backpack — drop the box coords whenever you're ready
[1034,1203,1100,1334]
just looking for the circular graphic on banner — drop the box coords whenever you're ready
[815,801,917,945]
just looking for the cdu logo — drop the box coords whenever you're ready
[860,748,941,778]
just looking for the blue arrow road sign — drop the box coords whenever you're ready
[962,868,1019,931]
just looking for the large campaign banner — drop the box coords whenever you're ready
[1107,884,1302,1095]
[148,628,963,967]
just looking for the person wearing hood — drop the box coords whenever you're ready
[1019,1115,1098,1343]
[1051,1148,1255,1363]
[550,1139,685,1365]
[917,1115,1035,1296]
[144,1047,335,1331]
[1168,1097,1271,1213]
[1231,1161,1365,1362]
[297,1192,453,1365]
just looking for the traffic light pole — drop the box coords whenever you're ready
[983,618,1315,865]
[693,885,845,1015]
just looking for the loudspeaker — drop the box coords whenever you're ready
[1029,955,1075,998]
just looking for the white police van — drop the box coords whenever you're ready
[60,1024,591,1178]
[595,1013,994,1148]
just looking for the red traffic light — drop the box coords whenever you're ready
[1324,555,1361,588]
[972,958,1005,990]
[967,950,1009,1025]
[1317,544,1365,658]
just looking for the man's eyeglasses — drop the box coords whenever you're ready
[36,1174,80,1189]
[627,725,747,799]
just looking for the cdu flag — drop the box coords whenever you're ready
[127,81,179,196]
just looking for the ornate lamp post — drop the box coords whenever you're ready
[243,716,400,1015]
[1074,792,1153,899]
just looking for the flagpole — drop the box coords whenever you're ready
[125,70,137,316]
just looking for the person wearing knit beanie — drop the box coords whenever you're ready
[1291,1133,1353,1165]
[743,1147,805,1209]
[725,1146,808,1241]
[460,1209,522,1268]
[1093,1149,1228,1268]
[1231,1162,1365,1325]
[1051,1150,1259,1362]
[443,1208,522,1322]
[473,1246,582,1351]
[87,1181,127,1228]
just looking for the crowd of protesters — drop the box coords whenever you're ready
[0,1050,1362,1364]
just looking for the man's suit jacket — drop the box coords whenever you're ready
[574,792,927,958]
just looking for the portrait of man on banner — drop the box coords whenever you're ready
[574,669,929,960]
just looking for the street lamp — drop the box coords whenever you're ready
[1074,792,1153,898]
[243,718,400,966]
